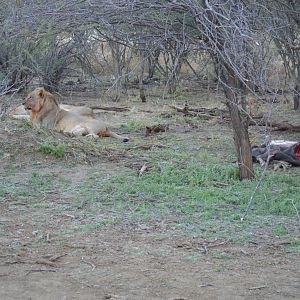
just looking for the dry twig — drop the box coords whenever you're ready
[241,155,271,221]
[139,163,152,176]
[201,239,229,254]
[127,143,166,150]
[248,285,267,290]
[81,256,96,271]
[35,259,57,267]
[25,269,57,276]
[292,199,300,223]
[91,106,130,112]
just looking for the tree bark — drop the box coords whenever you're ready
[293,69,300,110]
[139,50,146,102]
[147,49,160,80]
[109,41,127,101]
[222,71,254,180]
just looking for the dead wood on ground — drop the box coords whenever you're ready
[125,161,153,175]
[249,119,300,132]
[90,106,130,112]
[170,104,300,132]
[145,124,169,136]
[127,143,166,150]
[169,104,229,120]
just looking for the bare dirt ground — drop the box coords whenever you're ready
[0,88,299,300]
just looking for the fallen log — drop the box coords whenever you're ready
[270,122,300,132]
[127,143,166,150]
[169,104,229,119]
[250,118,300,132]
[169,105,300,132]
[90,106,130,112]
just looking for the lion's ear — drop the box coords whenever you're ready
[37,88,45,98]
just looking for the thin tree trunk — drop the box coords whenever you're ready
[294,84,299,110]
[222,71,254,180]
[109,41,126,101]
[293,69,300,110]
[139,50,146,102]
[147,49,159,79]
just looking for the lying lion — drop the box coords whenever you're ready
[23,87,129,142]
[10,102,95,121]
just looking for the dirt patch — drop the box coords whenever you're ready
[1,227,299,300]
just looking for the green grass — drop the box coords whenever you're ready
[0,171,70,202]
[120,119,149,133]
[0,142,298,244]
[272,224,289,236]
[97,160,298,217]
[212,250,233,260]
[54,151,298,241]
[0,224,4,237]
[39,142,65,158]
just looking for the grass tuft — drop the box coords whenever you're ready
[39,142,65,158]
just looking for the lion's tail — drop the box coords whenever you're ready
[110,131,129,142]
[101,130,129,142]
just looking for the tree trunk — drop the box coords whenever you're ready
[167,51,185,94]
[139,50,146,102]
[293,69,300,110]
[109,41,127,101]
[294,84,300,110]
[147,49,160,80]
[222,71,254,180]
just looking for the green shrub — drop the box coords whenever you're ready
[39,142,65,158]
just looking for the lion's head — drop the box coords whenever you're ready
[23,87,58,113]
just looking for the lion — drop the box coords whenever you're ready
[10,102,95,121]
[23,87,129,142]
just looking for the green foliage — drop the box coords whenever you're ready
[120,119,148,132]
[0,187,7,197]
[39,142,65,158]
[29,172,54,189]
[272,224,289,236]
[0,171,70,203]
[129,95,141,102]
[82,159,299,242]
[291,238,300,247]
[0,224,4,237]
